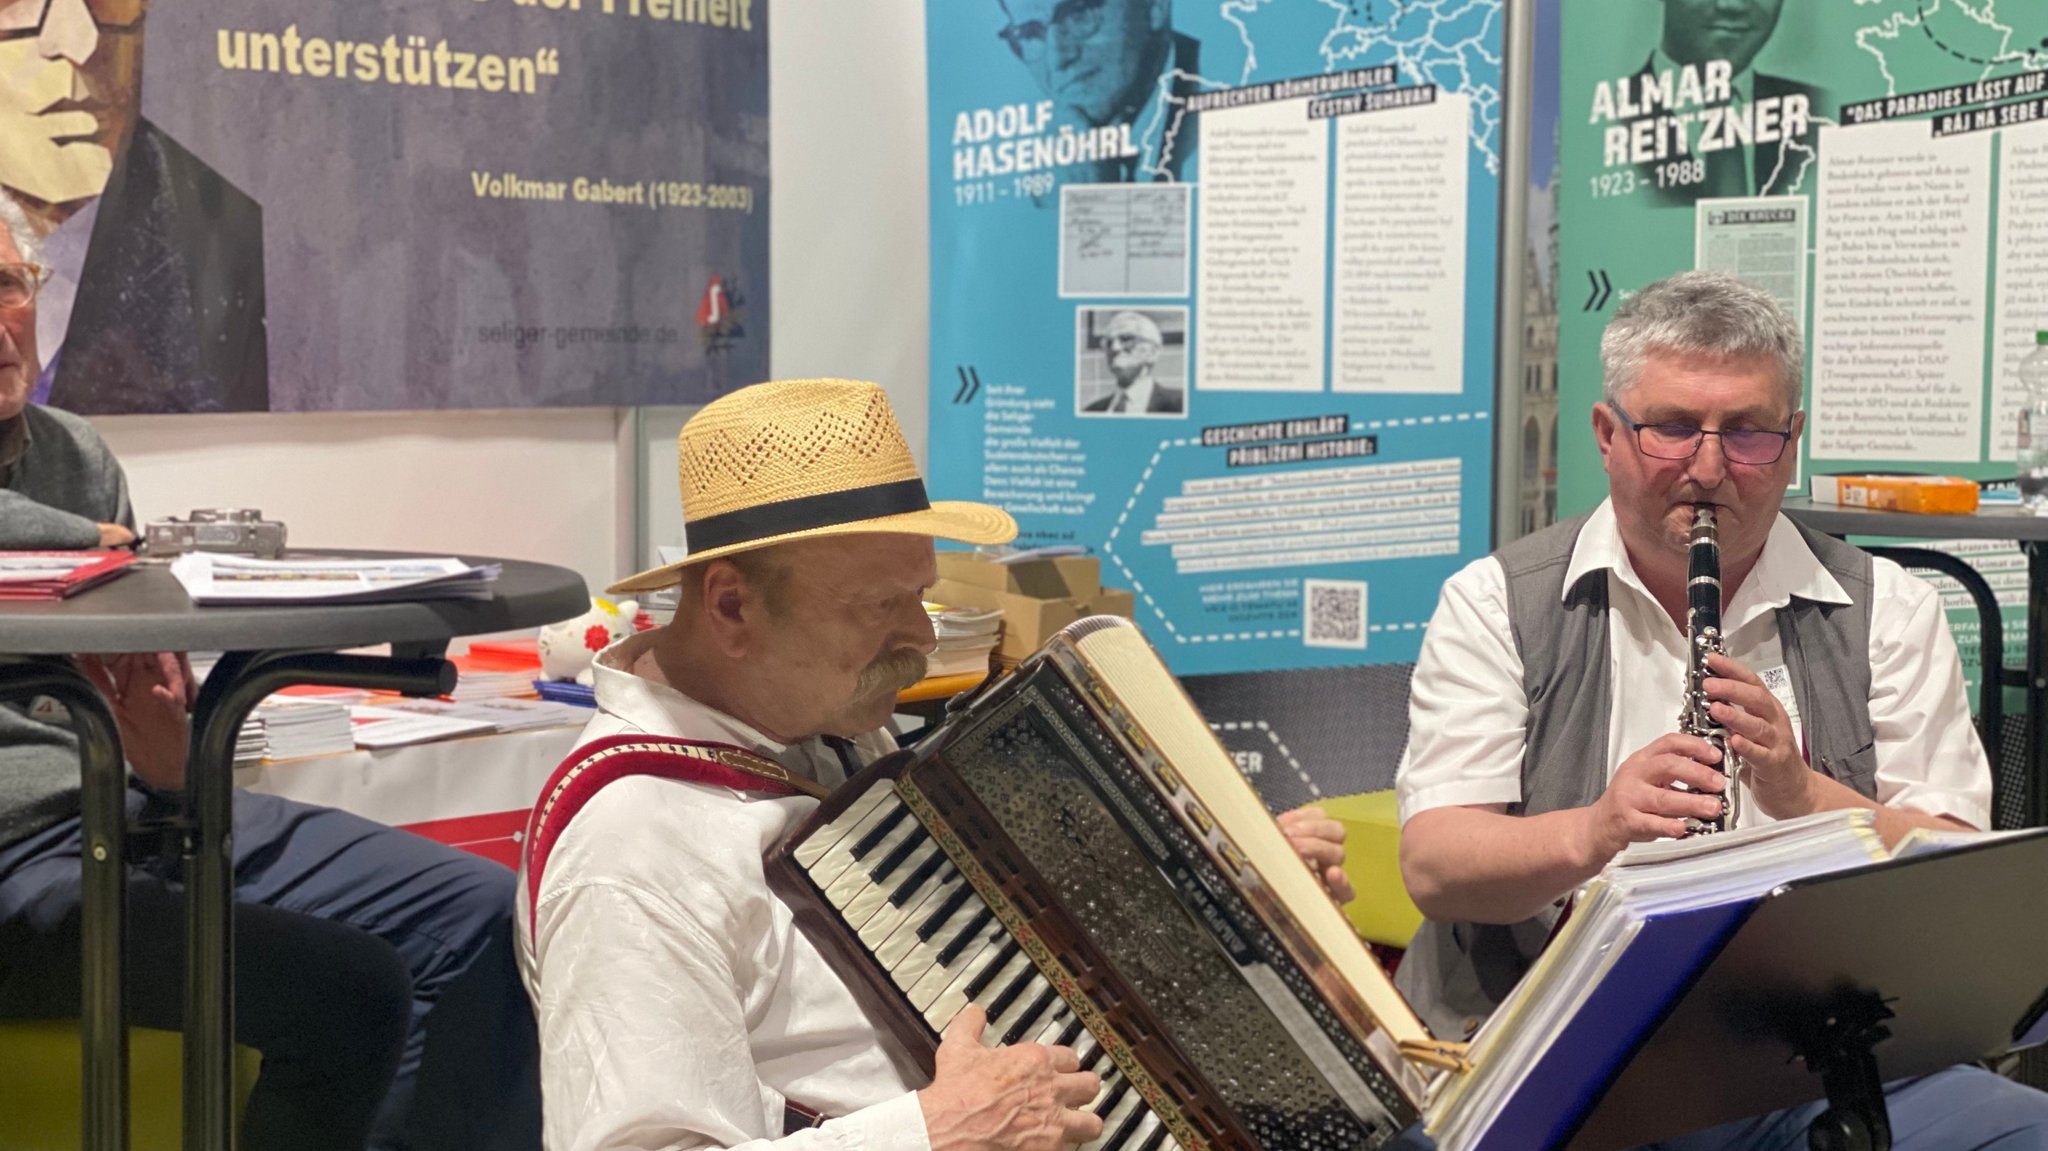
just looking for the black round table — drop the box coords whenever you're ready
[0,551,586,1151]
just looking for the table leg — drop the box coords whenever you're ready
[0,655,129,1151]
[2029,543,2048,829]
[185,652,249,1151]
[181,650,457,1151]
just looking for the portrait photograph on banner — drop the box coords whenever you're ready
[1,0,767,414]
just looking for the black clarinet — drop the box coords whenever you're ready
[1679,506,1740,834]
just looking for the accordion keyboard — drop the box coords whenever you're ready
[795,778,1182,1151]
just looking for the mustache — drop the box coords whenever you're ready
[854,647,929,697]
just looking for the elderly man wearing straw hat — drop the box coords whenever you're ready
[516,379,1350,1150]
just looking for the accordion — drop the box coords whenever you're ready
[767,616,1459,1151]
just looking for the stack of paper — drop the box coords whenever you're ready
[1427,810,1890,1151]
[373,697,588,733]
[925,601,1003,678]
[235,698,356,765]
[0,551,136,600]
[348,705,498,749]
[449,668,537,701]
[171,553,500,605]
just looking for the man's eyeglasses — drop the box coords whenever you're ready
[1105,332,1154,351]
[998,0,1105,63]
[0,263,50,311]
[0,0,145,37]
[1608,402,1796,465]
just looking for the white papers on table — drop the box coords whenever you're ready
[349,706,498,749]
[236,698,356,765]
[170,553,500,605]
[373,697,588,734]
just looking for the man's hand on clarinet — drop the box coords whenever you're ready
[1702,652,1812,820]
[1580,733,1726,863]
[917,1004,1104,1150]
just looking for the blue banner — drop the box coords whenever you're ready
[927,0,1504,675]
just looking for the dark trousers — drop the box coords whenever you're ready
[0,785,541,1151]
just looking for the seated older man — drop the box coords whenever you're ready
[520,378,1348,1150]
[0,192,539,1151]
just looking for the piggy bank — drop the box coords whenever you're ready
[537,597,640,684]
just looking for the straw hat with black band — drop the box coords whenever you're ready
[609,379,1018,594]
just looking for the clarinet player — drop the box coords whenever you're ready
[1392,271,2048,1148]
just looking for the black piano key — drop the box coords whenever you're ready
[850,806,913,859]
[917,881,977,941]
[871,832,926,883]
[1054,1017,1086,1049]
[1105,1100,1149,1148]
[1136,1119,1171,1151]
[891,850,954,906]
[963,942,1021,1000]
[937,907,997,965]
[1075,1038,1102,1070]
[1002,987,1061,1046]
[1093,1078,1131,1119]
[985,964,1041,1020]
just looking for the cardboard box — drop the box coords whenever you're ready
[935,551,1100,600]
[929,577,1136,660]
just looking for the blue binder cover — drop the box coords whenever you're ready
[1469,900,1758,1151]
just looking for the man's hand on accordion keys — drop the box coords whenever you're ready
[1278,805,1355,904]
[917,1003,1105,1150]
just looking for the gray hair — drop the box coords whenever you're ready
[1600,270,1803,413]
[0,191,40,267]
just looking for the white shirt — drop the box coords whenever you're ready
[517,629,930,1151]
[1397,501,1991,831]
[1102,372,1156,414]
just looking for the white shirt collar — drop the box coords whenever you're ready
[1111,372,1156,413]
[590,629,867,787]
[1563,498,1850,628]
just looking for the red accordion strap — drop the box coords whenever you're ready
[522,734,829,932]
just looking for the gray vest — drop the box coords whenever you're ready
[1394,512,1878,1039]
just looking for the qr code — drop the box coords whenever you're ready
[1303,579,1368,649]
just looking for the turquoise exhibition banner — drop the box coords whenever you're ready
[925,0,1504,676]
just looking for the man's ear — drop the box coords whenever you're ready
[1592,401,1619,476]
[696,560,756,659]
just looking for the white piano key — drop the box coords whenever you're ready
[856,847,950,945]
[1081,1080,1143,1151]
[927,944,1026,1032]
[824,819,921,909]
[875,875,965,972]
[804,797,905,889]
[792,782,894,868]
[907,921,1005,1011]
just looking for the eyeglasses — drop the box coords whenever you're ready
[1609,402,1796,465]
[1105,332,1154,350]
[0,0,145,37]
[998,0,1105,62]
[0,263,49,310]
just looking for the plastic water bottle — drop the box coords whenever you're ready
[2020,331,2048,511]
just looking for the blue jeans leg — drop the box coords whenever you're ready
[1648,1065,2048,1151]
[168,788,541,1151]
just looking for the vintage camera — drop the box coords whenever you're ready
[144,509,289,559]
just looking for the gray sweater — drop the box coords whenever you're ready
[1,404,134,850]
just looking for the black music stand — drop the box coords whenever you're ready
[1557,830,2048,1151]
